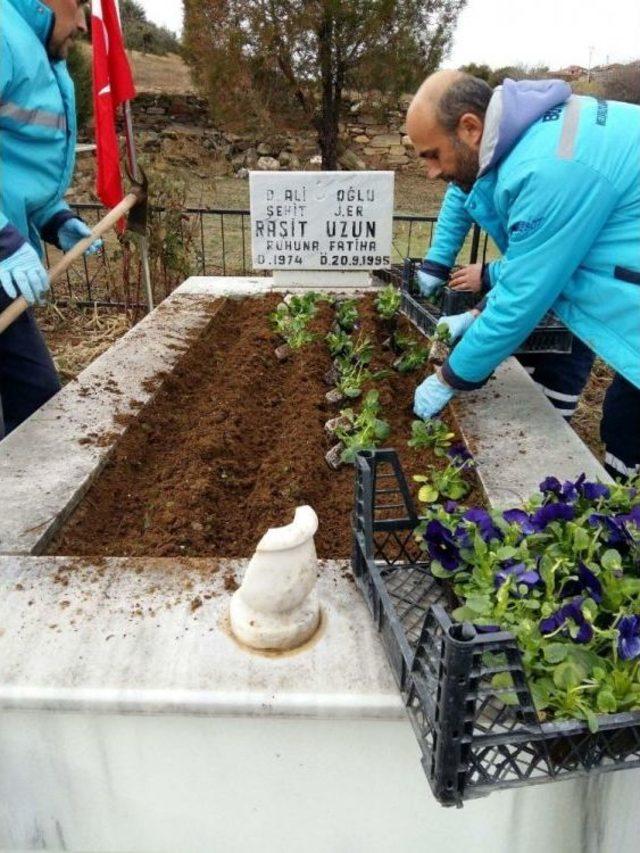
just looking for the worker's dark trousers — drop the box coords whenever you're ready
[517,336,596,422]
[518,335,640,481]
[600,374,640,481]
[0,291,60,438]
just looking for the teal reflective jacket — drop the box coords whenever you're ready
[423,182,502,288]
[441,84,640,392]
[0,0,77,256]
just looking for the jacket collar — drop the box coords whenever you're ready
[6,0,55,48]
[478,78,571,177]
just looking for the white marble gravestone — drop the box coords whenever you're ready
[250,171,394,288]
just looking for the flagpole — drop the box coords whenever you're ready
[115,0,154,313]
[123,101,154,312]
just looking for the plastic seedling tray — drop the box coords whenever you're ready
[351,449,640,807]
[401,258,573,355]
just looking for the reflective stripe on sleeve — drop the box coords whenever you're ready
[0,101,67,131]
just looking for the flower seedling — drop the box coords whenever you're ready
[393,343,430,374]
[434,321,452,345]
[326,332,373,367]
[326,329,353,359]
[351,333,375,366]
[415,470,640,730]
[334,391,391,464]
[408,418,455,456]
[383,331,414,354]
[414,455,473,503]
[428,321,452,365]
[335,362,388,400]
[335,299,359,332]
[270,293,320,357]
[374,285,401,321]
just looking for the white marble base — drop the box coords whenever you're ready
[273,270,372,288]
[1,710,637,852]
[0,558,400,718]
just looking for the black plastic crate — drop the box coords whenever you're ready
[401,258,573,355]
[352,449,640,807]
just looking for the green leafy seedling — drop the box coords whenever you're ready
[434,322,452,345]
[335,299,359,332]
[393,344,430,374]
[336,391,391,463]
[326,329,353,359]
[408,419,455,456]
[374,285,401,321]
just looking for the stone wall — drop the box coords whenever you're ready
[116,93,214,132]
[103,91,419,175]
[338,93,417,171]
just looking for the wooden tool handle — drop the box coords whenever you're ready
[0,191,141,336]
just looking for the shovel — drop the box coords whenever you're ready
[0,169,148,335]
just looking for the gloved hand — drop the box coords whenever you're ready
[414,373,456,420]
[438,310,476,343]
[0,243,50,305]
[58,218,103,255]
[416,269,445,298]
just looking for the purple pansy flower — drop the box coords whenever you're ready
[453,525,472,549]
[495,561,540,591]
[503,508,537,535]
[540,476,562,496]
[561,563,603,604]
[539,597,593,644]
[423,520,461,571]
[620,506,640,530]
[581,481,610,501]
[588,513,630,546]
[560,478,580,503]
[463,508,502,543]
[444,500,459,513]
[539,474,608,505]
[448,444,474,466]
[532,502,575,531]
[618,615,640,661]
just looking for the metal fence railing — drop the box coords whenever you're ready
[46,203,486,308]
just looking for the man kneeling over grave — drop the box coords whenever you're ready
[407,71,640,481]
[416,181,596,423]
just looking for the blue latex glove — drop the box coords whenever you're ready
[437,311,476,343]
[58,218,103,255]
[414,373,456,420]
[0,243,50,304]
[416,269,445,298]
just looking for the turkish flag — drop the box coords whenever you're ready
[91,0,136,210]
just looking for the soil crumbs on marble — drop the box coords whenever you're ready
[50,294,481,559]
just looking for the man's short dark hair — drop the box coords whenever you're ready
[437,75,493,132]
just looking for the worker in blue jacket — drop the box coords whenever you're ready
[0,0,101,436]
[417,183,596,422]
[406,71,640,480]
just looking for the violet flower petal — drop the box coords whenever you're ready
[532,502,575,531]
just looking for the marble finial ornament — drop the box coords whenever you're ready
[230,506,321,651]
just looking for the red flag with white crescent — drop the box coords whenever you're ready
[91,0,136,210]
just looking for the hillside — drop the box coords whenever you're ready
[129,50,194,95]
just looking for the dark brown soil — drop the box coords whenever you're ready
[50,294,480,559]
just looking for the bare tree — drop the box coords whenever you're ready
[183,0,467,167]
